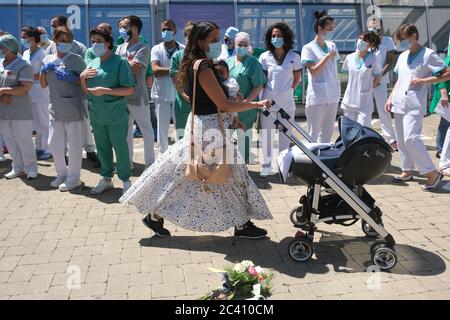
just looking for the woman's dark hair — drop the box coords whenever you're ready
[127,15,143,33]
[90,28,114,50]
[361,31,381,50]
[178,21,219,86]
[395,23,419,42]
[313,10,334,33]
[264,22,295,52]
[21,26,41,43]
[53,26,73,42]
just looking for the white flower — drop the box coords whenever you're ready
[233,263,246,273]
[255,266,264,274]
[240,260,254,268]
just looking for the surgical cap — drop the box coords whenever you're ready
[225,27,239,39]
[0,34,20,53]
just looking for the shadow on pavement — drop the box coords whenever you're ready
[139,232,446,278]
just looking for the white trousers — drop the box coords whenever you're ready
[394,113,435,175]
[49,120,83,183]
[343,107,372,128]
[260,108,295,167]
[155,100,176,154]
[31,100,50,151]
[82,101,96,153]
[373,83,396,143]
[305,103,338,143]
[439,124,450,170]
[127,104,155,166]
[0,119,38,173]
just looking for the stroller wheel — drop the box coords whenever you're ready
[290,205,308,227]
[362,220,383,238]
[371,245,397,271]
[288,237,314,262]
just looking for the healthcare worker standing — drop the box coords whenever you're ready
[151,20,184,154]
[227,32,266,164]
[80,27,135,195]
[21,26,52,161]
[170,21,195,140]
[40,27,86,191]
[85,23,116,65]
[217,27,239,61]
[259,22,301,177]
[37,27,52,52]
[385,24,450,190]
[301,11,340,143]
[0,34,38,180]
[341,31,382,127]
[367,18,398,150]
[117,15,155,168]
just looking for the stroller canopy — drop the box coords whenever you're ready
[338,116,386,149]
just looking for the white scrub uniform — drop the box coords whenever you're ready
[117,41,155,167]
[259,50,302,168]
[217,44,236,62]
[372,36,397,143]
[0,57,38,174]
[392,47,447,175]
[150,41,184,154]
[341,51,382,127]
[301,40,341,143]
[23,48,50,152]
[42,52,87,184]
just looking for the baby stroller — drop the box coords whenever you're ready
[262,107,398,270]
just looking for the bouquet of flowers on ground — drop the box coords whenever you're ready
[199,260,273,300]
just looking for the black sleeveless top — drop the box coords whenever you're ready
[185,60,227,115]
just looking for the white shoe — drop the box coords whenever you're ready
[0,153,6,162]
[26,171,39,180]
[122,180,132,195]
[259,166,272,178]
[59,179,83,192]
[90,178,114,195]
[50,176,67,188]
[5,170,26,180]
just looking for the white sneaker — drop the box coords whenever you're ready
[5,170,26,180]
[50,176,67,188]
[0,153,6,162]
[90,178,114,195]
[26,171,39,180]
[122,180,132,195]
[259,166,272,178]
[59,179,83,192]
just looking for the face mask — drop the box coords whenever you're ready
[119,28,130,42]
[161,30,174,42]
[356,39,368,52]
[21,38,30,49]
[206,41,222,59]
[41,34,49,43]
[271,37,284,49]
[398,39,411,52]
[92,42,108,57]
[236,46,248,57]
[323,31,333,41]
[56,42,72,54]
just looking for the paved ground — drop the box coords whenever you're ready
[1,113,450,300]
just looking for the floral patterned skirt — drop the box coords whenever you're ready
[119,112,272,232]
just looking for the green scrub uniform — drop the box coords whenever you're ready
[430,55,450,113]
[226,54,267,163]
[86,53,134,181]
[169,49,191,139]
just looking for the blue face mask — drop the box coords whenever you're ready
[119,28,130,42]
[323,31,333,41]
[92,42,108,57]
[206,41,222,59]
[161,30,174,43]
[356,39,368,52]
[41,34,49,43]
[271,37,284,49]
[399,39,411,52]
[21,38,30,49]
[56,42,72,54]
[236,46,248,57]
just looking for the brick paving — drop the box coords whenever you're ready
[1,113,450,300]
